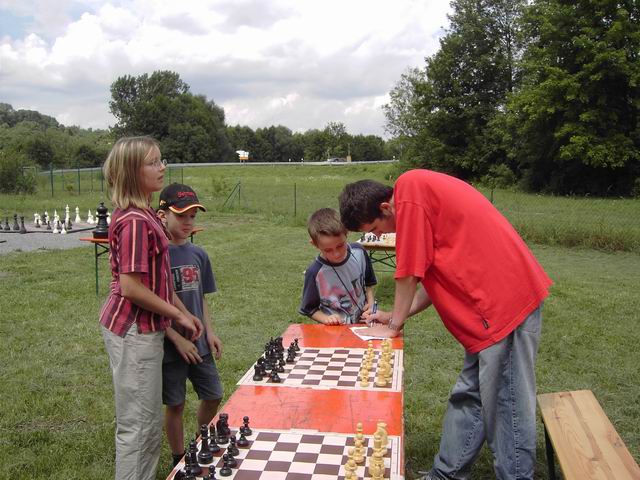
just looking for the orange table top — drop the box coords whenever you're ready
[218,324,404,435]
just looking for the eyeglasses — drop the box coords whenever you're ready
[146,158,167,169]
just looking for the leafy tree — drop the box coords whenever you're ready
[109,71,232,162]
[508,0,640,194]
[385,0,526,178]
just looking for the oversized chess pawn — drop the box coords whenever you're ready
[87,209,94,224]
[3,217,10,231]
[52,220,59,234]
[12,213,19,230]
[60,221,67,235]
[74,206,81,224]
[19,216,27,234]
[34,213,39,227]
[93,202,109,239]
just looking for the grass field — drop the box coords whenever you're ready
[1,207,639,479]
[2,163,639,251]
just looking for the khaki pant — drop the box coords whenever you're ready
[102,324,165,480]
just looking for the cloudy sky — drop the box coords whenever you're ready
[0,0,451,137]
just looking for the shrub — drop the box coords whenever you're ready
[0,151,37,194]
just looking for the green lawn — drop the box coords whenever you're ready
[0,211,638,479]
[2,163,639,251]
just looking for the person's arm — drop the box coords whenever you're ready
[165,326,202,364]
[311,310,343,325]
[120,272,202,340]
[409,283,432,316]
[363,276,420,337]
[203,297,223,360]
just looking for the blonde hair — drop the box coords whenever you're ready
[103,136,160,209]
[307,208,348,242]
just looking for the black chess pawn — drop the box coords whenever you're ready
[241,416,252,436]
[219,455,232,477]
[236,432,249,447]
[286,350,296,363]
[227,437,239,457]
[252,364,264,381]
[294,338,300,351]
[225,450,238,469]
[208,464,217,480]
[66,217,72,231]
[19,216,27,234]
[270,369,282,383]
[184,440,202,477]
[12,213,19,230]
[46,220,52,230]
[198,424,214,464]
[277,358,286,373]
[208,425,221,453]
[3,218,10,231]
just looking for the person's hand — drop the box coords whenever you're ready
[176,312,203,340]
[324,314,343,326]
[361,310,392,326]
[173,335,203,364]
[361,323,399,338]
[208,333,223,361]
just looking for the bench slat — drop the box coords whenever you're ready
[538,390,640,480]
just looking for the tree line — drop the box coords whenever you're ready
[0,72,392,193]
[384,0,640,196]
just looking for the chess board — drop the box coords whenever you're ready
[169,428,404,480]
[237,348,403,392]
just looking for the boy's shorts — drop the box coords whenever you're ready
[162,353,224,407]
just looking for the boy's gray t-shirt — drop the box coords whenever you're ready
[164,242,217,363]
[299,243,377,324]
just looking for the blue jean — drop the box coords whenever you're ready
[430,305,542,480]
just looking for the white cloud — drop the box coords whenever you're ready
[0,0,451,135]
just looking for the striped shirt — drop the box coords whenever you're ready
[99,207,173,337]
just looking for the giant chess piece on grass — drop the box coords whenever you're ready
[12,213,19,230]
[93,202,109,239]
[19,216,27,234]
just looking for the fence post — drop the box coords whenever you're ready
[294,183,297,217]
[49,163,54,197]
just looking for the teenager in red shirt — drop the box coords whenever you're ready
[340,169,552,480]
[99,137,203,480]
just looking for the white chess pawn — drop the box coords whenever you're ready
[74,206,81,224]
[87,210,94,224]
[52,221,59,234]
[34,213,39,226]
[60,221,67,234]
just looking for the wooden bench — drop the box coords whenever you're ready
[538,390,640,479]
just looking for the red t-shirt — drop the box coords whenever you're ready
[99,207,173,337]
[394,170,552,353]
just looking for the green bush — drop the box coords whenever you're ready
[0,151,37,194]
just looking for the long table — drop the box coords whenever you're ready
[167,323,404,479]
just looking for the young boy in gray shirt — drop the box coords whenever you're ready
[299,208,377,325]
[157,183,223,466]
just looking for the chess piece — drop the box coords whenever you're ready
[19,216,27,234]
[224,451,237,468]
[277,358,285,373]
[270,369,281,383]
[87,209,94,224]
[46,220,51,230]
[241,415,252,436]
[293,338,300,351]
[52,220,59,234]
[74,206,81,224]
[184,440,202,477]
[208,424,221,453]
[208,464,217,479]
[227,436,239,457]
[360,368,370,387]
[253,364,263,381]
[237,432,249,447]
[93,202,109,239]
[215,414,230,444]
[345,449,359,479]
[353,437,365,464]
[3,218,9,231]
[60,221,67,235]
[65,204,70,223]
[219,454,232,477]
[12,213,19,230]
[197,424,214,464]
[34,213,39,227]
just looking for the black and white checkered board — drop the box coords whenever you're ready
[237,348,403,391]
[170,428,403,480]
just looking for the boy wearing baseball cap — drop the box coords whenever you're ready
[157,183,224,467]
